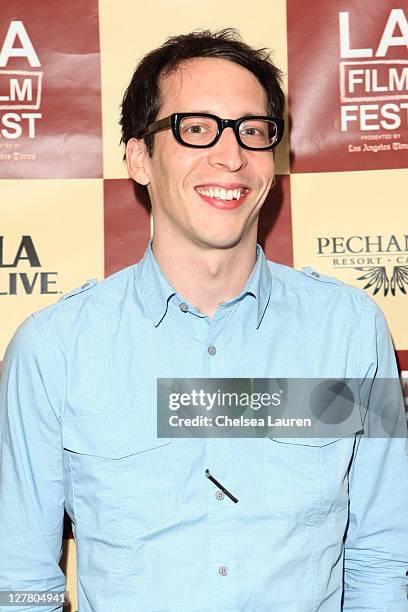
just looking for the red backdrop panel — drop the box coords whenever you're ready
[0,0,102,178]
[396,350,408,372]
[287,0,408,173]
[104,178,151,277]
[258,174,293,267]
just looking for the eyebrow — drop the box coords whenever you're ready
[192,110,267,117]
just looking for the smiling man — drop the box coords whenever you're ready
[0,29,407,612]
[123,41,283,318]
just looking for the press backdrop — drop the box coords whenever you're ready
[1,1,407,608]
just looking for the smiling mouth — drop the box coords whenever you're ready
[195,186,248,201]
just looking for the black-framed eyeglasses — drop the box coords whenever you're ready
[140,113,284,151]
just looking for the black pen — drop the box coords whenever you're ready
[205,469,239,503]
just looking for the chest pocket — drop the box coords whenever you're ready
[62,413,175,540]
[263,427,362,526]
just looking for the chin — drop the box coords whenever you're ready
[196,232,244,250]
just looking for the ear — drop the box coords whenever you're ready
[126,138,151,186]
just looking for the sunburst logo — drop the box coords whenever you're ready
[356,265,408,296]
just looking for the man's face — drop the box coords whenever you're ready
[129,57,276,250]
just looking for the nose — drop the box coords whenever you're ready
[206,126,247,172]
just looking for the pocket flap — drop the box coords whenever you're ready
[267,436,357,447]
[267,414,364,446]
[266,379,364,446]
[62,412,171,458]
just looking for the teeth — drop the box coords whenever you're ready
[197,187,245,200]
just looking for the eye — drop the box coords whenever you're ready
[183,124,211,134]
[187,125,205,133]
[241,126,264,137]
[178,117,218,144]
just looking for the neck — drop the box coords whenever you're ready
[151,229,258,318]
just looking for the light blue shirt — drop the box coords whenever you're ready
[0,241,407,611]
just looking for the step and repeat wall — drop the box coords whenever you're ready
[1,0,407,609]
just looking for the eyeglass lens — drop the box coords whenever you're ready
[178,116,278,148]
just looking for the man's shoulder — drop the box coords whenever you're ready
[2,264,140,374]
[266,259,378,313]
[29,263,137,331]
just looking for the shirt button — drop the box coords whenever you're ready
[208,345,217,356]
[311,271,320,278]
[218,565,228,576]
[179,302,188,312]
[215,490,225,500]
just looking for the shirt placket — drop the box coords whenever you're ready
[205,306,239,611]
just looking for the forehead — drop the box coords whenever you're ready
[158,57,269,116]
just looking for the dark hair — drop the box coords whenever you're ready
[120,28,285,161]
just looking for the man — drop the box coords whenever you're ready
[0,29,407,612]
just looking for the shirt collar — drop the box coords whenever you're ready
[137,239,176,326]
[136,239,272,328]
[241,243,272,328]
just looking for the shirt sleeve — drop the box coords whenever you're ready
[0,314,66,612]
[343,298,408,611]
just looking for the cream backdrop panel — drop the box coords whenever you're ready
[62,539,78,612]
[291,169,408,349]
[0,179,104,359]
[99,0,289,178]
